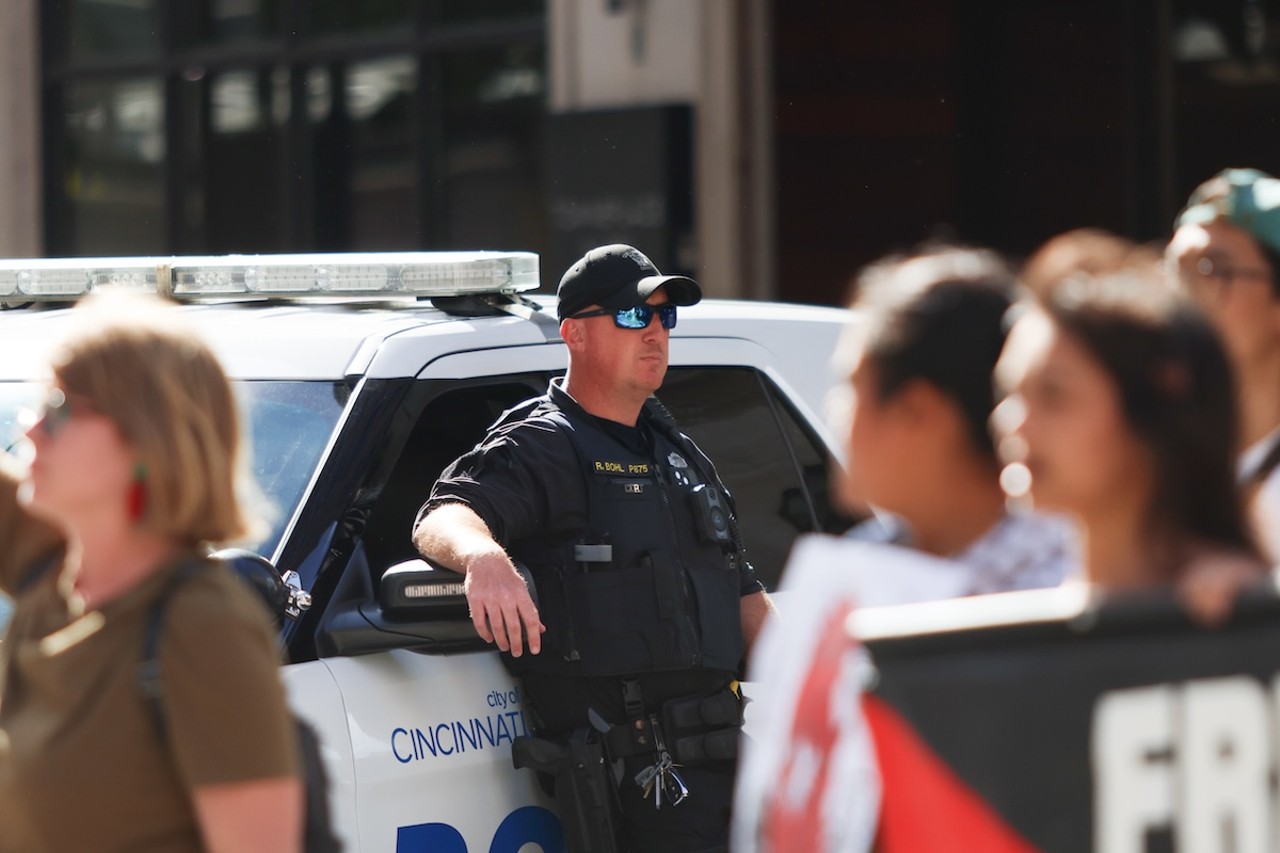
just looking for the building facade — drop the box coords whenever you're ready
[2,1,1279,305]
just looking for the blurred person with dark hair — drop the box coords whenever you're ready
[825,246,1073,602]
[733,246,1072,853]
[994,255,1266,619]
[1168,168,1280,561]
[1022,228,1161,298]
[0,292,302,852]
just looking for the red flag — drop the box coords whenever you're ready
[864,694,1040,852]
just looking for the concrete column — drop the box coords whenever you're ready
[547,0,774,298]
[742,0,776,300]
[0,0,42,257]
[549,0,700,111]
[695,0,774,299]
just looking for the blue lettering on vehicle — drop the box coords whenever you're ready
[395,821,467,852]
[391,689,532,763]
[487,688,520,709]
[396,806,563,853]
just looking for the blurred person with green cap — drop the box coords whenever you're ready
[1169,167,1280,562]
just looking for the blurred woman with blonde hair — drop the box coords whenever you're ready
[0,292,302,852]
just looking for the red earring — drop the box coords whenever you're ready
[128,463,148,523]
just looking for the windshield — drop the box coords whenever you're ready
[238,381,349,556]
[0,380,346,627]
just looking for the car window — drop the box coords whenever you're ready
[0,384,43,454]
[0,379,346,558]
[0,379,344,632]
[355,368,853,592]
[360,379,544,575]
[240,381,349,557]
[0,385,43,631]
[658,367,856,590]
[768,379,856,538]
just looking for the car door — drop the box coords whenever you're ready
[304,370,557,853]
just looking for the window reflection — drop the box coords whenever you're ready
[309,0,411,34]
[307,67,333,123]
[63,78,166,254]
[192,0,279,43]
[436,0,545,24]
[201,67,289,251]
[438,44,546,251]
[1171,2,1272,66]
[345,56,419,249]
[70,0,160,58]
[1170,0,1280,228]
[658,368,848,591]
[213,71,272,133]
[47,1,549,257]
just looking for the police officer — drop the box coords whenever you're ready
[413,244,773,853]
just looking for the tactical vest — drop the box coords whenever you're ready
[502,389,746,679]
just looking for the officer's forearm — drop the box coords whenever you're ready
[412,503,510,576]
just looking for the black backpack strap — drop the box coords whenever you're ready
[134,558,342,851]
[138,559,207,740]
[14,551,63,596]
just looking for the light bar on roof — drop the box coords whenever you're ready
[0,251,541,301]
[172,252,542,297]
[0,257,162,298]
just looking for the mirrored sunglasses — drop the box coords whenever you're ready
[570,303,678,330]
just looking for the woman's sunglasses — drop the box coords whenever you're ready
[22,388,89,438]
[569,303,678,330]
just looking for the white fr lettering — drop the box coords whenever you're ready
[1093,684,1174,853]
[1092,676,1274,853]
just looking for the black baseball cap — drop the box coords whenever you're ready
[556,244,702,320]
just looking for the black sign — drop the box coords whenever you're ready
[858,586,1280,853]
[545,105,694,286]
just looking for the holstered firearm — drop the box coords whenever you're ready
[512,729,621,853]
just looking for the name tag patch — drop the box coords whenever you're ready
[594,460,650,475]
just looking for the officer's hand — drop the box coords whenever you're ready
[464,554,546,657]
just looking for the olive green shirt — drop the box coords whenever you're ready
[0,458,299,852]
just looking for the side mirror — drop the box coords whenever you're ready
[212,547,313,626]
[315,558,538,658]
[379,558,469,619]
[378,558,538,618]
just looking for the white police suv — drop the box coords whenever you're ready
[0,251,852,851]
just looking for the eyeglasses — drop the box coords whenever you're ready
[23,388,93,438]
[569,303,678,330]
[1180,255,1274,296]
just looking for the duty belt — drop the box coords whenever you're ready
[590,682,743,766]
